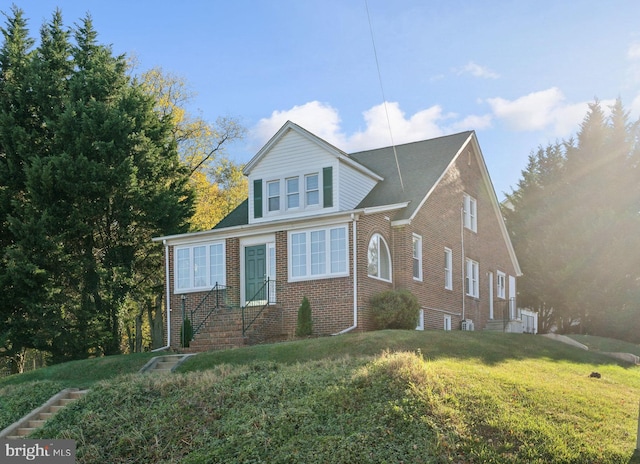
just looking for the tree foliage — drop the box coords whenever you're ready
[504,99,640,340]
[139,67,248,231]
[0,8,194,366]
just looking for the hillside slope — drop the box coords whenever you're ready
[3,331,640,463]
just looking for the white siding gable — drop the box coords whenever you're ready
[247,123,381,224]
[338,162,378,210]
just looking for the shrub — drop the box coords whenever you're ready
[296,296,313,337]
[370,289,419,330]
[180,318,193,348]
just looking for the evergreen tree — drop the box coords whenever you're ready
[505,99,640,340]
[0,8,194,363]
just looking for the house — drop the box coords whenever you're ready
[153,121,524,351]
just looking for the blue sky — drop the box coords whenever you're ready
[8,1,640,199]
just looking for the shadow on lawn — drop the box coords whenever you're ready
[183,330,639,371]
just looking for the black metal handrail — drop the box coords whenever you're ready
[190,283,230,337]
[242,278,276,336]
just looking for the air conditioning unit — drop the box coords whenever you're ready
[461,319,474,331]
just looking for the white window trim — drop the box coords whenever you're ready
[463,193,477,232]
[368,233,392,282]
[412,234,422,281]
[288,224,349,282]
[265,171,322,216]
[497,270,506,299]
[444,248,453,290]
[267,180,280,212]
[465,258,479,298]
[286,177,299,210]
[444,315,452,331]
[174,241,226,294]
[305,173,320,207]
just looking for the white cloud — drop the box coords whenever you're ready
[458,61,500,79]
[251,101,453,153]
[627,42,640,60]
[485,87,587,136]
[344,102,447,152]
[253,101,345,149]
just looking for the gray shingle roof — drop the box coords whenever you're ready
[212,130,474,229]
[350,131,473,221]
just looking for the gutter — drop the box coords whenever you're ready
[333,213,360,335]
[152,240,171,352]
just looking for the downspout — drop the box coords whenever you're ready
[333,213,359,335]
[460,206,466,322]
[152,240,172,352]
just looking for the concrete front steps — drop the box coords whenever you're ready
[0,388,88,439]
[484,319,506,332]
[138,354,194,374]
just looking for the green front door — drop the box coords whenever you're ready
[245,245,266,302]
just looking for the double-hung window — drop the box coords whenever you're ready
[305,174,319,206]
[267,180,280,212]
[463,194,477,232]
[444,248,453,289]
[497,271,506,299]
[175,241,225,292]
[286,177,299,209]
[412,234,422,281]
[289,225,348,281]
[465,258,479,298]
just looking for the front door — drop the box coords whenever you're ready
[245,245,266,303]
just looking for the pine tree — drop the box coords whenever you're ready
[0,8,194,363]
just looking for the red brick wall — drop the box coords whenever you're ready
[161,142,518,347]
[388,145,517,331]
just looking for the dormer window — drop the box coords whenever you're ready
[267,180,280,212]
[252,167,333,219]
[305,174,319,206]
[286,177,299,209]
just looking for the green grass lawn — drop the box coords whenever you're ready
[568,334,640,356]
[2,331,639,463]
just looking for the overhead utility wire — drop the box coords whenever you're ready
[365,0,405,192]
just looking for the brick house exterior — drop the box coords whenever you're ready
[153,121,522,351]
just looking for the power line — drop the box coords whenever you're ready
[365,0,404,191]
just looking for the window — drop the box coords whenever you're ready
[305,174,319,206]
[444,315,452,331]
[286,177,299,209]
[368,233,391,282]
[412,234,422,281]
[463,194,477,232]
[267,180,280,212]
[289,225,348,281]
[175,242,225,292]
[444,248,453,290]
[497,271,506,299]
[465,258,479,298]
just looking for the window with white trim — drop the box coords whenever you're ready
[305,173,319,206]
[444,315,452,331]
[497,271,506,299]
[368,233,391,282]
[286,177,299,209]
[465,258,479,298]
[444,248,453,290]
[289,225,348,281]
[463,194,477,232]
[175,241,225,292]
[412,234,422,281]
[267,180,280,212]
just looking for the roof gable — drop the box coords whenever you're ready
[350,131,473,220]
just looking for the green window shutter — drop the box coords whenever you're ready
[323,167,333,208]
[254,179,263,218]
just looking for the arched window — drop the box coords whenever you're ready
[368,233,391,281]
